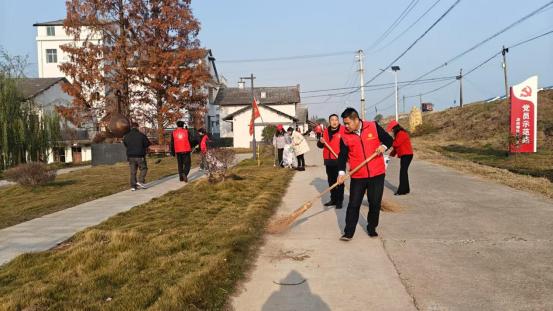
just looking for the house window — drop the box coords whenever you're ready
[46,49,57,63]
[46,26,56,36]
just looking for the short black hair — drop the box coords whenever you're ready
[329,113,339,120]
[198,128,206,134]
[131,122,139,128]
[287,127,294,132]
[341,107,359,119]
[176,120,185,127]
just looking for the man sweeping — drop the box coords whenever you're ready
[337,108,393,241]
[170,121,196,182]
[317,114,345,209]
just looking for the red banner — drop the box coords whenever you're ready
[510,76,538,153]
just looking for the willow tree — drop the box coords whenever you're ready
[61,0,210,143]
[0,74,61,171]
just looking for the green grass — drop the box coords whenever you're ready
[0,156,294,310]
[0,156,199,229]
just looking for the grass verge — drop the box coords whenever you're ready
[0,156,294,310]
[0,155,199,229]
[413,138,553,199]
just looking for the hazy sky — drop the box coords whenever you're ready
[1,0,552,119]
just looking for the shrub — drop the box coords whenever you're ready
[411,122,439,137]
[3,162,56,186]
[262,125,277,144]
[205,148,236,183]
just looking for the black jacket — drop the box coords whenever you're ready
[123,128,151,157]
[337,121,393,173]
[317,125,342,167]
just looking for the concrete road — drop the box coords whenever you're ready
[232,139,553,310]
[232,141,417,310]
[383,157,553,311]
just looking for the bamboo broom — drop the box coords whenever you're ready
[267,152,379,234]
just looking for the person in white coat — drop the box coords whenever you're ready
[287,127,310,171]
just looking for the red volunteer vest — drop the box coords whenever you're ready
[322,125,345,160]
[172,128,191,153]
[392,130,413,157]
[342,121,386,178]
[200,135,208,154]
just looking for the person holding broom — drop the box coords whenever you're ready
[317,114,345,209]
[337,108,393,241]
[386,120,414,195]
[198,128,209,171]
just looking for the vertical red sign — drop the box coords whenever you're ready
[510,76,538,153]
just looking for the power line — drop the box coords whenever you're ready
[300,76,456,93]
[342,0,462,97]
[301,76,456,99]
[375,28,553,113]
[375,0,443,52]
[217,51,355,63]
[367,0,420,51]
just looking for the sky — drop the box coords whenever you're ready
[1,0,552,119]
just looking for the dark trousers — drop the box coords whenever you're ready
[176,152,191,178]
[277,148,284,166]
[200,152,207,170]
[398,155,413,194]
[344,174,385,237]
[129,157,148,187]
[297,154,305,168]
[325,165,344,204]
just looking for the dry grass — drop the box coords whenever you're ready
[409,89,553,199]
[0,156,294,310]
[414,139,553,199]
[0,155,199,229]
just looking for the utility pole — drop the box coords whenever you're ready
[240,74,257,160]
[391,66,401,121]
[457,68,463,107]
[402,95,406,114]
[357,50,366,119]
[502,46,509,99]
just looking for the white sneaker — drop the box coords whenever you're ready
[131,187,137,191]
[136,182,147,189]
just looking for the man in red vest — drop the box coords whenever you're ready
[170,121,195,182]
[337,108,393,241]
[317,114,345,209]
[198,128,209,170]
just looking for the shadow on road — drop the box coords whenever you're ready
[262,270,331,311]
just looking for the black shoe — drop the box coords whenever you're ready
[179,175,184,182]
[335,203,343,209]
[367,229,378,237]
[298,167,305,171]
[340,235,352,241]
[183,175,188,183]
[323,201,336,207]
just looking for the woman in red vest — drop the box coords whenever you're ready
[198,128,209,170]
[386,120,414,195]
[317,114,345,209]
[337,108,393,240]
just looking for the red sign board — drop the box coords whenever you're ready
[510,76,538,153]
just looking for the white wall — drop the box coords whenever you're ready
[36,25,102,79]
[230,106,296,148]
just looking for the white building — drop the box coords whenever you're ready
[215,85,308,148]
[34,19,102,79]
[15,78,93,164]
[33,19,222,140]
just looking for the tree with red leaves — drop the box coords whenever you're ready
[60,0,209,143]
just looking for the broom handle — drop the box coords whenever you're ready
[310,152,379,202]
[321,139,339,159]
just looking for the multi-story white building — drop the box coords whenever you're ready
[33,19,223,148]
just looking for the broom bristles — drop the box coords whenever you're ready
[267,202,312,234]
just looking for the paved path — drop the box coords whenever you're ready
[382,157,553,311]
[0,155,247,266]
[232,141,417,310]
[232,141,553,310]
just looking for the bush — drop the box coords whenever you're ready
[411,122,439,137]
[3,162,56,186]
[205,148,236,183]
[262,125,277,144]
